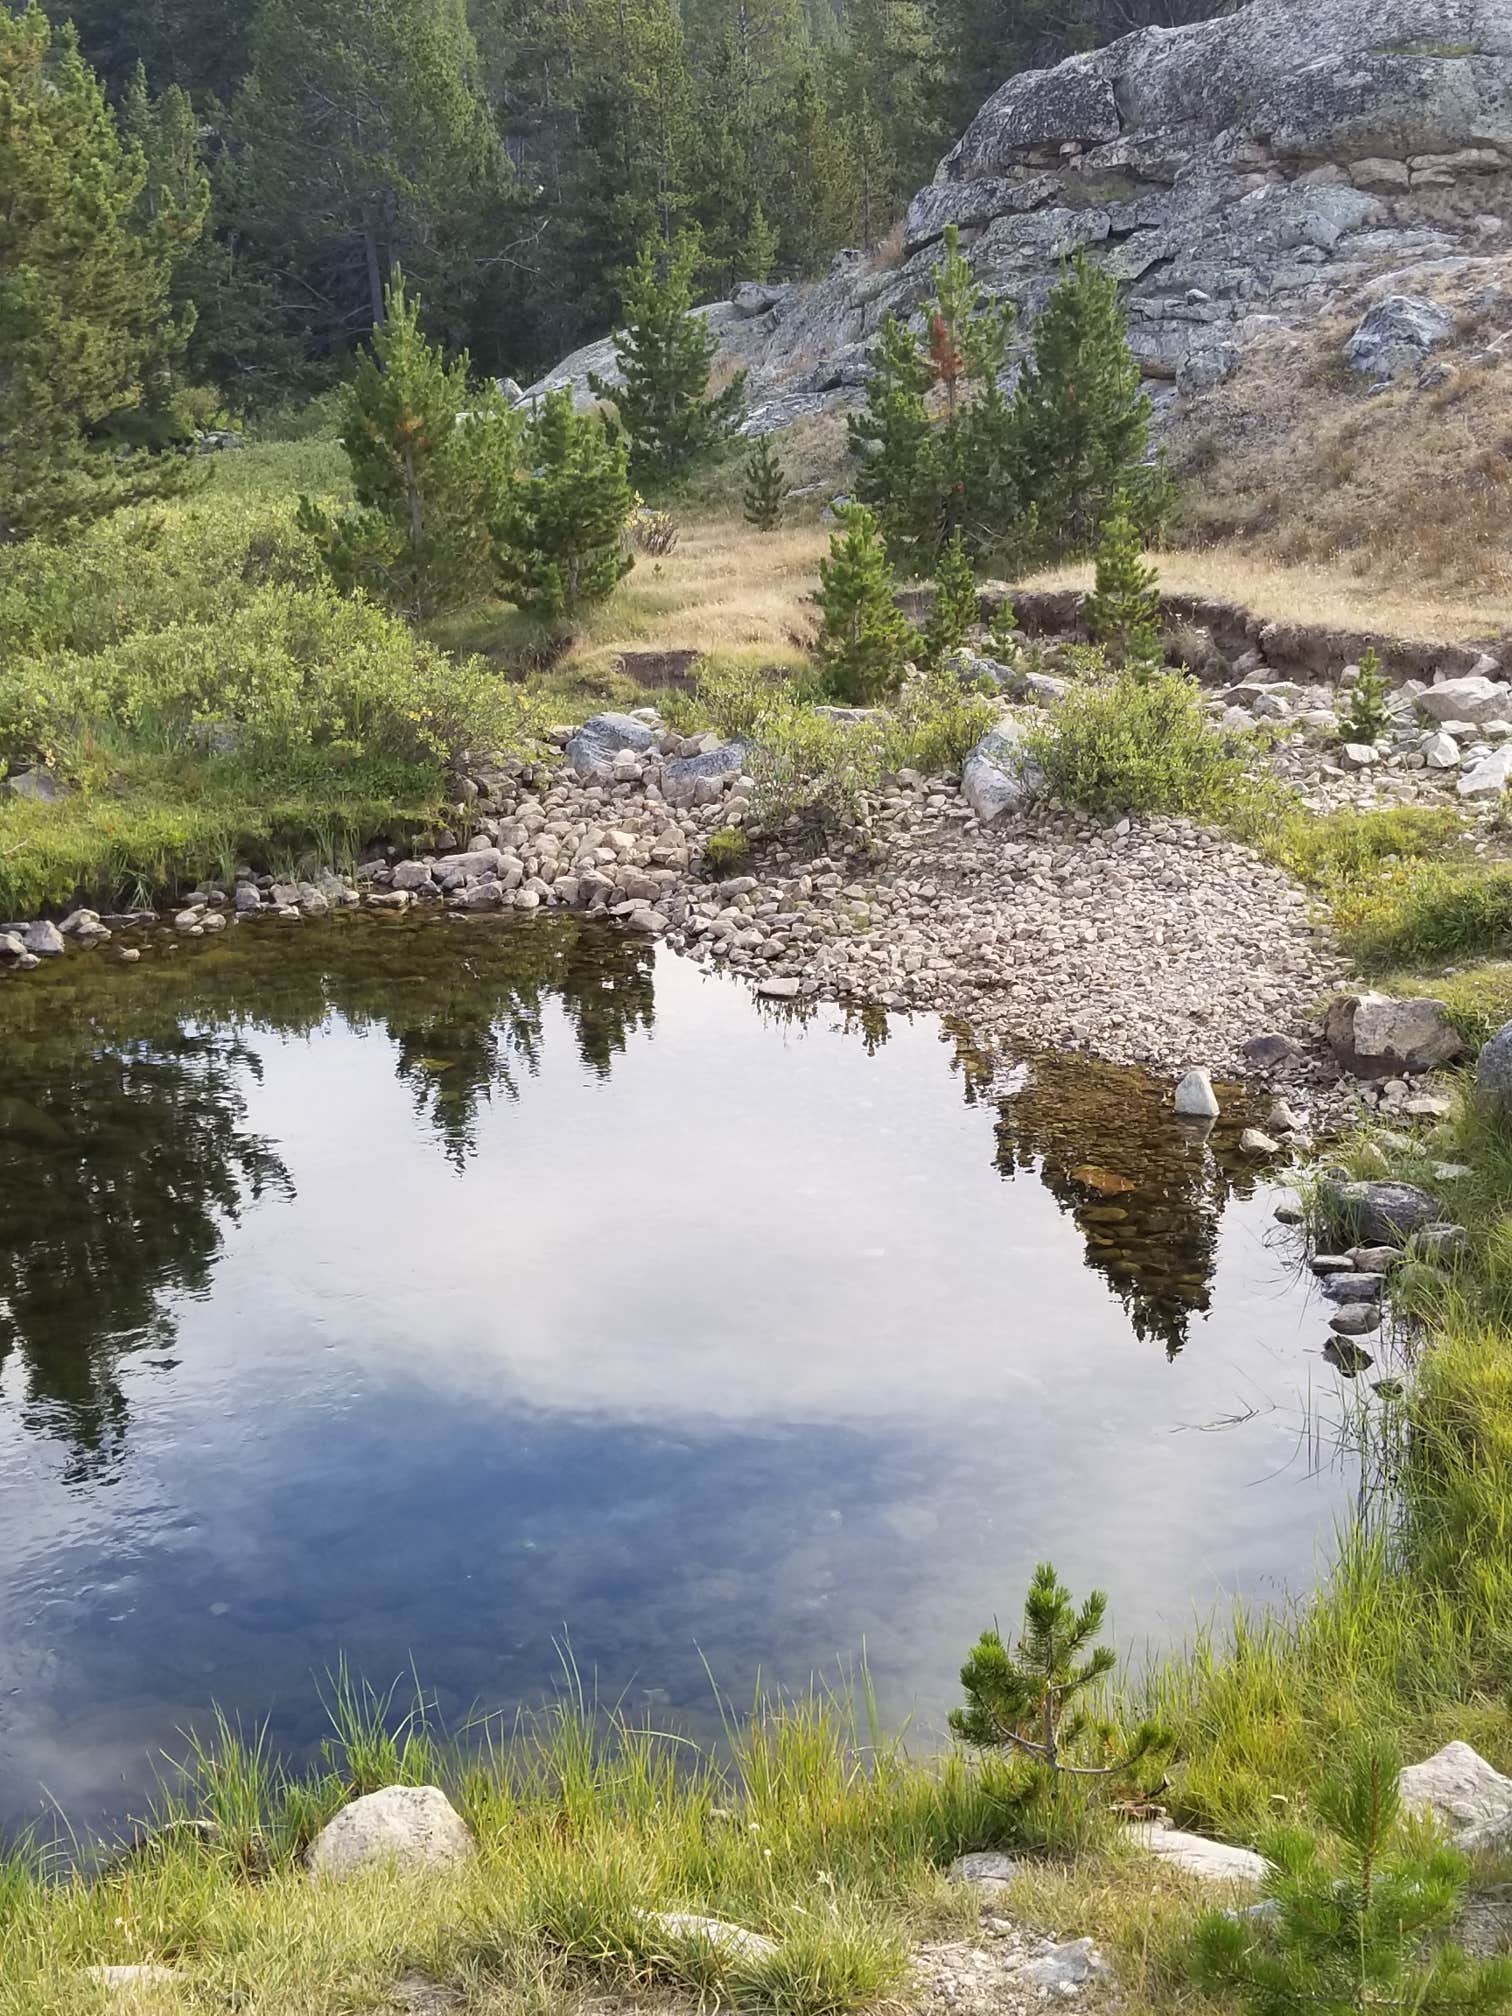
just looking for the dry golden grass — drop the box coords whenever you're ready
[1157,254,1512,630]
[1018,546,1512,641]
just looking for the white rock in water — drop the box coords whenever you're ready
[1126,1823,1268,1882]
[306,1785,475,1881]
[1239,1128,1279,1155]
[1400,1741,1512,1848]
[758,975,801,999]
[1174,1067,1220,1118]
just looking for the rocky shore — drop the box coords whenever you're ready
[0,705,1357,1087]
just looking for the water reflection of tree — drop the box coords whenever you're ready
[945,1024,1264,1358]
[0,916,657,1464]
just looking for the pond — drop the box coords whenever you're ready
[0,914,1351,1840]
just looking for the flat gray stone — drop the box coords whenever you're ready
[566,712,657,783]
[22,919,64,956]
[641,1911,777,1961]
[1018,1937,1110,1989]
[306,1785,475,1881]
[948,1850,1022,1888]
[1126,1822,1267,1882]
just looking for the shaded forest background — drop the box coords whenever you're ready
[46,0,1227,408]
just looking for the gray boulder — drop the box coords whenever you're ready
[1417,677,1512,727]
[640,1911,777,1961]
[566,712,658,782]
[1242,1032,1301,1069]
[3,764,63,803]
[948,1850,1021,1888]
[1458,746,1512,798]
[1324,991,1463,1077]
[22,919,65,957]
[1344,294,1453,379]
[1477,1017,1512,1117]
[306,1785,475,1881]
[1317,1176,1441,1246]
[661,738,750,806]
[1175,1067,1220,1118]
[1018,1938,1110,1990]
[1126,1823,1267,1883]
[1400,1741,1512,1850]
[961,719,1042,824]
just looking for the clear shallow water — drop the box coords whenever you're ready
[0,914,1346,1838]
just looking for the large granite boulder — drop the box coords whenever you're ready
[661,738,751,806]
[565,712,658,782]
[1344,295,1453,379]
[1477,1017,1512,1117]
[1316,1175,1442,1246]
[306,1785,475,1881]
[1417,676,1512,727]
[1400,1741,1512,1849]
[961,719,1042,824]
[1324,991,1464,1077]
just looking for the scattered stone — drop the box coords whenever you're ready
[1309,1254,1355,1273]
[1329,1303,1382,1336]
[1319,1269,1385,1301]
[640,1912,778,1962]
[1242,1032,1301,1069]
[1414,1222,1469,1261]
[1346,1245,1399,1272]
[1324,1335,1375,1374]
[1239,1127,1279,1156]
[1174,1067,1220,1118]
[758,975,802,999]
[1458,746,1512,798]
[22,919,64,957]
[1018,1939,1109,1992]
[948,1851,1022,1888]
[1126,1823,1267,1882]
[1318,1177,1440,1245]
[1400,1742,1512,1850]
[306,1786,475,1881]
[1476,1017,1512,1117]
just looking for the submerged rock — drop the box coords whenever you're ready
[306,1785,475,1881]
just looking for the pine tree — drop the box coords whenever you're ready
[1084,495,1162,673]
[848,311,935,575]
[229,0,506,347]
[591,234,747,484]
[1344,646,1390,743]
[950,1562,1170,1780]
[830,0,943,240]
[813,504,917,705]
[1011,250,1154,554]
[743,434,786,531]
[923,529,977,666]
[769,60,858,277]
[0,5,208,541]
[1188,1736,1512,2016]
[494,388,634,619]
[298,276,516,616]
[118,62,211,442]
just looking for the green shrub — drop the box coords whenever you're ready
[704,827,751,874]
[814,504,918,705]
[1029,667,1263,819]
[494,389,634,619]
[1343,645,1391,744]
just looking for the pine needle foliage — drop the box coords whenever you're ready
[1084,493,1162,674]
[743,432,786,531]
[1011,250,1157,555]
[299,275,516,617]
[814,503,918,705]
[950,1562,1170,1779]
[1187,1736,1512,2016]
[1344,645,1391,744]
[922,528,978,667]
[494,388,634,619]
[592,234,747,485]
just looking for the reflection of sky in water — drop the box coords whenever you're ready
[0,938,1343,1839]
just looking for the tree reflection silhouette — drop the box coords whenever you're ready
[0,916,656,1463]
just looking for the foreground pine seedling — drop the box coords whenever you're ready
[1188,1735,1512,2016]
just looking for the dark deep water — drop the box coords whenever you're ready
[0,913,1349,1838]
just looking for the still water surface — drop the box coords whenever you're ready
[0,915,1346,1837]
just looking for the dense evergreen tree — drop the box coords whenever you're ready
[743,433,787,530]
[1011,249,1154,554]
[1084,495,1161,672]
[0,5,207,540]
[591,235,746,483]
[922,528,977,665]
[41,0,255,102]
[228,0,507,351]
[299,277,516,616]
[848,312,935,572]
[814,504,918,704]
[494,389,634,618]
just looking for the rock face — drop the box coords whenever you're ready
[1400,1741,1512,1849]
[526,0,1512,430]
[306,1785,475,1881]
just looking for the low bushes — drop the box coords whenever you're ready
[1028,668,1265,821]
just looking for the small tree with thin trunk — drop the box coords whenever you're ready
[923,528,978,667]
[814,504,918,705]
[743,433,786,531]
[1084,494,1162,674]
[1188,1736,1512,2016]
[591,234,747,485]
[950,1562,1170,1781]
